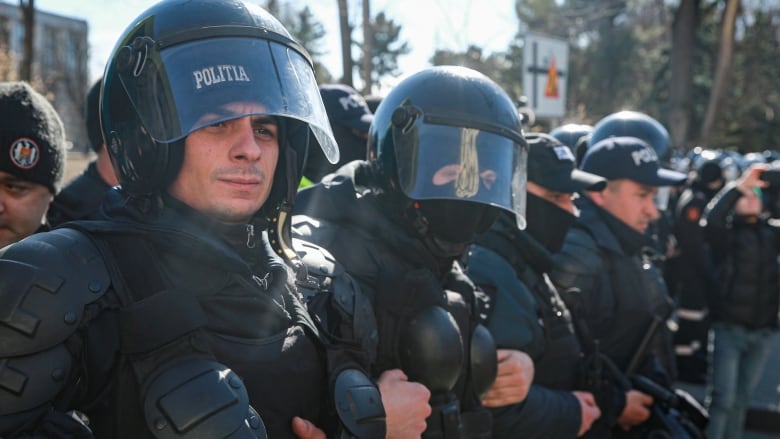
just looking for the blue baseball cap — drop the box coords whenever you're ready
[581,136,686,186]
[527,133,606,193]
[319,84,374,133]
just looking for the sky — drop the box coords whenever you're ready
[23,0,519,91]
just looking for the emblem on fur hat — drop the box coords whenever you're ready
[9,137,41,169]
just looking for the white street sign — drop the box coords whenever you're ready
[522,32,569,119]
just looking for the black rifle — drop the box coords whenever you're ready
[562,287,708,437]
[625,315,662,377]
[622,303,709,437]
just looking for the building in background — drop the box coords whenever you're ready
[0,2,88,152]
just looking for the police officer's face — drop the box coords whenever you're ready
[0,171,52,248]
[168,106,279,224]
[590,179,659,233]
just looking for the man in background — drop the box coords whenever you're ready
[551,136,688,436]
[0,81,66,247]
[47,79,118,226]
[467,133,605,437]
[300,83,373,186]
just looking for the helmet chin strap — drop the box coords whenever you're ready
[268,202,299,263]
[265,121,306,268]
[264,155,298,260]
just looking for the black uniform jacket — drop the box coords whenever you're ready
[0,189,327,439]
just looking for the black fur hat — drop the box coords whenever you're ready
[0,81,66,193]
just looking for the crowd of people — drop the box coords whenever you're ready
[0,1,777,438]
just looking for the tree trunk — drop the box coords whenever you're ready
[700,0,740,144]
[337,0,353,86]
[668,0,699,151]
[265,0,278,16]
[361,0,372,95]
[19,0,34,81]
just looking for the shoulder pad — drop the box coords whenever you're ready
[556,228,603,274]
[291,215,336,248]
[291,237,379,360]
[0,344,73,415]
[550,228,603,293]
[0,228,110,356]
[291,237,345,298]
[293,236,375,327]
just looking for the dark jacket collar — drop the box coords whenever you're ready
[475,213,553,275]
[576,196,652,256]
[294,160,447,274]
[94,188,287,278]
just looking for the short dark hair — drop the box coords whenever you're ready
[85,79,104,153]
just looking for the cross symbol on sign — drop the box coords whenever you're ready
[526,40,567,109]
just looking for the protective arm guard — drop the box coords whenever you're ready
[292,237,378,362]
[0,229,110,436]
[292,237,386,439]
[333,369,386,439]
[142,359,267,439]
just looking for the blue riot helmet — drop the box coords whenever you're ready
[741,151,767,171]
[367,66,528,243]
[690,148,720,175]
[589,110,670,160]
[551,123,594,167]
[763,149,780,163]
[101,0,338,209]
[550,124,594,150]
[718,151,742,182]
[368,66,527,256]
[689,149,725,191]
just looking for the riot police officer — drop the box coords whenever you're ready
[588,111,678,269]
[293,66,534,438]
[587,111,680,376]
[550,136,689,437]
[47,79,119,226]
[0,1,388,438]
[466,133,606,437]
[668,151,725,384]
[300,84,374,186]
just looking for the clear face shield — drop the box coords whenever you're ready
[391,110,528,229]
[116,36,338,163]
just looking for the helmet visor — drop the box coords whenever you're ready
[117,37,338,163]
[393,120,527,226]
